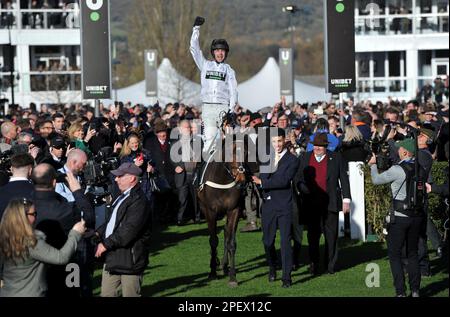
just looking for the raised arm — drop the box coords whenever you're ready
[190,16,207,72]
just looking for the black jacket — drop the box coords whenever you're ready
[295,151,351,213]
[340,140,370,165]
[144,136,175,187]
[33,189,94,248]
[0,180,35,220]
[97,185,152,275]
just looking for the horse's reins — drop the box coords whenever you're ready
[199,111,247,191]
[201,160,246,191]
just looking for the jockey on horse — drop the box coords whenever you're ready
[190,16,239,187]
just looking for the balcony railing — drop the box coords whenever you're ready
[0,7,80,30]
[0,71,81,93]
[356,12,449,35]
[356,76,441,94]
[357,77,412,93]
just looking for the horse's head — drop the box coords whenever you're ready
[221,135,247,185]
[229,141,247,184]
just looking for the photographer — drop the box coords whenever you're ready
[369,138,426,297]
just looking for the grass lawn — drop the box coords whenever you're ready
[93,220,449,297]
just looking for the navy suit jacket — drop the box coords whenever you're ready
[260,151,299,213]
[0,180,35,219]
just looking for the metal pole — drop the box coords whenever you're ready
[8,22,15,107]
[95,99,100,117]
[114,64,118,102]
[339,93,345,129]
[290,13,296,104]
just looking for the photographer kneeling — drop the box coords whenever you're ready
[369,138,426,297]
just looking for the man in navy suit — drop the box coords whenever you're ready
[252,128,299,288]
[0,153,35,219]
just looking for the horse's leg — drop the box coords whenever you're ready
[207,216,219,279]
[222,217,230,276]
[227,208,240,287]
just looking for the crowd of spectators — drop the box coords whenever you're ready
[0,88,448,295]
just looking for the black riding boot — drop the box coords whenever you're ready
[193,160,206,188]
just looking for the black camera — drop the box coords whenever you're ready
[56,171,68,183]
[367,124,393,171]
[83,147,120,187]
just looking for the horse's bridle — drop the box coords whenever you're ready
[201,112,247,191]
[224,161,246,182]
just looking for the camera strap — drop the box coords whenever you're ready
[390,176,407,224]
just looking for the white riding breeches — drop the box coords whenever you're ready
[201,103,229,153]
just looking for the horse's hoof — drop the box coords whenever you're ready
[208,273,218,280]
[228,281,239,288]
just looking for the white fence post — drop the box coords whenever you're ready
[349,162,366,241]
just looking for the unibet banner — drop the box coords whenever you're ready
[145,50,158,97]
[279,48,293,96]
[81,0,112,99]
[324,0,356,93]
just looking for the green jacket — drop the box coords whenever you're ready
[0,229,81,297]
[74,139,92,157]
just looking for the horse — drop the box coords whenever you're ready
[197,130,251,287]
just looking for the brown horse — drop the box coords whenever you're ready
[197,136,248,287]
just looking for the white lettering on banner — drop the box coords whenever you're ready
[86,0,104,11]
[86,86,108,92]
[331,78,353,85]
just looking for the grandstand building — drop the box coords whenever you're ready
[0,0,81,108]
[354,0,449,101]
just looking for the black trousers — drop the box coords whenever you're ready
[387,216,424,296]
[403,211,442,275]
[154,189,177,224]
[307,209,339,272]
[176,173,199,222]
[261,207,293,281]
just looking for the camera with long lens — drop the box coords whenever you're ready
[83,147,120,187]
[367,124,393,171]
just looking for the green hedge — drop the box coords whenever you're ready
[428,162,449,235]
[364,161,449,242]
[364,165,391,242]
